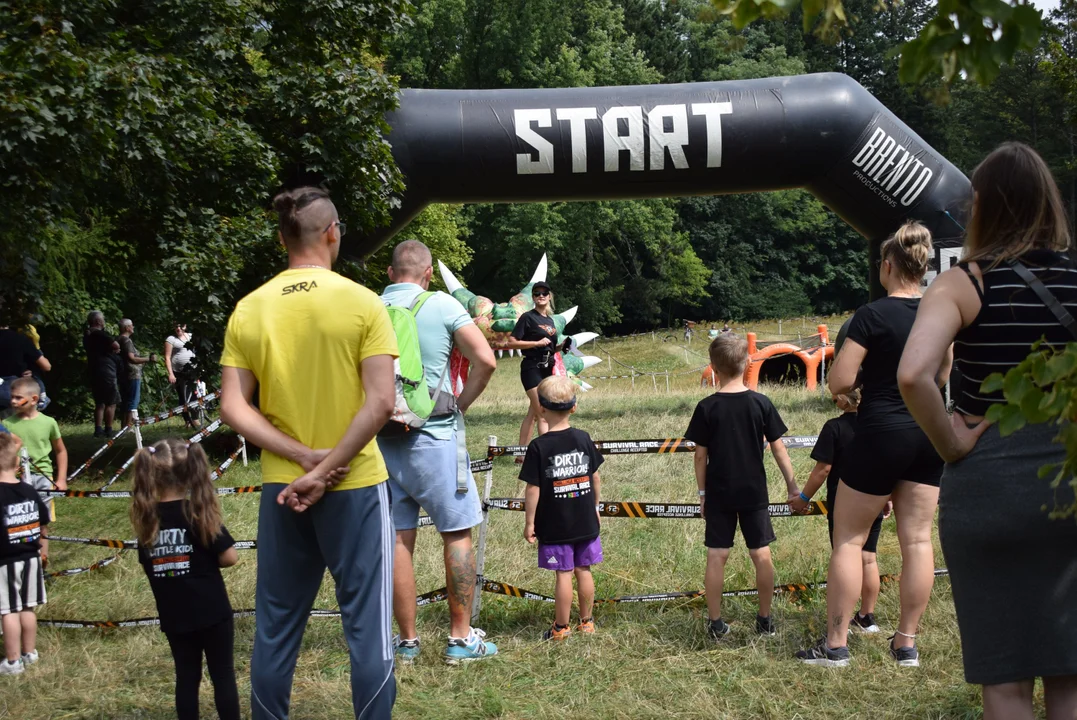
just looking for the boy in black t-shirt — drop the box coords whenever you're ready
[790,390,889,634]
[685,333,800,639]
[521,376,603,641]
[0,434,50,676]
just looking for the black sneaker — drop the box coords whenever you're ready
[851,612,880,634]
[707,618,731,641]
[795,639,851,667]
[755,615,776,636]
[93,427,104,438]
[888,636,919,667]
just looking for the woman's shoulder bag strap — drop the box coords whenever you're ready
[1007,259,1077,340]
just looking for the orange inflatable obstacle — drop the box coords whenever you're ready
[701,325,832,391]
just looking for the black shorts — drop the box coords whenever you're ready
[842,426,943,496]
[827,504,883,554]
[704,506,775,550]
[91,376,120,406]
[520,361,554,392]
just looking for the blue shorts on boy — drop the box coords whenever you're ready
[520,427,604,570]
[684,389,788,550]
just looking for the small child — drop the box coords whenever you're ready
[2,376,67,563]
[684,333,800,640]
[0,433,50,675]
[521,376,603,641]
[131,438,240,720]
[791,390,889,633]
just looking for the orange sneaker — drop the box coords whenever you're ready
[575,618,595,634]
[543,624,571,641]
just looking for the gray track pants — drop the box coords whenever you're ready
[251,482,395,719]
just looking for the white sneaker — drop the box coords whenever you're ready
[21,651,38,666]
[0,659,24,676]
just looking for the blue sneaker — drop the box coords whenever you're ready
[444,627,497,665]
[393,636,421,664]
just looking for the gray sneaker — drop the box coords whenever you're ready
[888,636,919,667]
[20,651,38,666]
[795,640,851,667]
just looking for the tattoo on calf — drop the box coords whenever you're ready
[447,546,477,606]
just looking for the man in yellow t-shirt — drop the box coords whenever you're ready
[219,186,397,720]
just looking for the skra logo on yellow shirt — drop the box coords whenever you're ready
[281,280,319,296]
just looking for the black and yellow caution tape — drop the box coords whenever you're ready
[31,587,451,629]
[67,427,132,481]
[46,554,122,579]
[485,498,826,518]
[138,392,219,427]
[487,436,818,458]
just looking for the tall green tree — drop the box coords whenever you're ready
[0,0,410,417]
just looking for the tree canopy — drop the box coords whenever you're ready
[4,0,1077,418]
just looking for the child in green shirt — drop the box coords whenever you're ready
[2,377,66,563]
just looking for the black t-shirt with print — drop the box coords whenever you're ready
[137,501,235,634]
[0,329,42,378]
[512,310,558,366]
[810,412,857,503]
[684,390,788,511]
[844,296,921,433]
[0,482,51,563]
[519,428,603,544]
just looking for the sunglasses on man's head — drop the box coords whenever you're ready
[533,290,550,297]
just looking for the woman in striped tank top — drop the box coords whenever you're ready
[899,142,1077,720]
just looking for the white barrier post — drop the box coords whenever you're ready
[132,410,143,450]
[239,435,248,467]
[652,374,658,392]
[665,370,670,393]
[471,435,496,624]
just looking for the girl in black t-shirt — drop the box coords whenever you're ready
[796,221,950,669]
[506,281,560,449]
[131,438,239,720]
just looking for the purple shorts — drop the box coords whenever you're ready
[537,537,603,571]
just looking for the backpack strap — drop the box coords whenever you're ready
[1007,259,1077,341]
[405,291,454,415]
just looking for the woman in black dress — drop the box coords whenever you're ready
[506,281,559,447]
[899,143,1077,719]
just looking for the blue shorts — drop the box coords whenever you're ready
[378,430,481,533]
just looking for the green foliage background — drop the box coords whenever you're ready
[5,0,1077,421]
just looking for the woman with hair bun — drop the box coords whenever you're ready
[796,220,952,668]
[899,142,1077,719]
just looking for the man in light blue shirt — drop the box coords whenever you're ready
[379,240,499,665]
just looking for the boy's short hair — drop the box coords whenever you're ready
[10,376,41,396]
[709,333,749,376]
[0,433,21,471]
[537,375,577,410]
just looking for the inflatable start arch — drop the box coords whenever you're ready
[349,72,971,297]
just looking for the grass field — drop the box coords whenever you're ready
[0,328,1015,719]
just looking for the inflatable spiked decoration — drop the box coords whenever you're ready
[439,254,603,390]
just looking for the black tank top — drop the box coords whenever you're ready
[954,249,1077,417]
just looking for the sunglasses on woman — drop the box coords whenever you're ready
[533,291,550,297]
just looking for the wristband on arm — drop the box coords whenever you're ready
[799,492,810,503]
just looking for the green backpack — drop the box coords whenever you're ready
[380,291,452,435]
